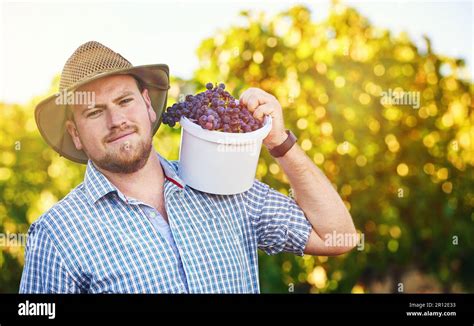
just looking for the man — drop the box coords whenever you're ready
[20,41,357,293]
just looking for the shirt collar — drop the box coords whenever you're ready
[83,151,185,205]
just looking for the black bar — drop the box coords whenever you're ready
[0,294,471,323]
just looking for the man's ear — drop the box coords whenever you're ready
[142,89,156,123]
[65,119,83,151]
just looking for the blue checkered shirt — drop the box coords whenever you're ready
[20,152,312,293]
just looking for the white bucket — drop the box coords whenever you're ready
[178,115,272,195]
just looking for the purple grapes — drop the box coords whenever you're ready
[162,82,263,133]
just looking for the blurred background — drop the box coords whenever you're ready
[0,0,473,293]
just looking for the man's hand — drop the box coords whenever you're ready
[239,87,287,149]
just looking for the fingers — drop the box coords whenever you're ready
[239,88,272,102]
[240,89,275,112]
[252,103,274,122]
[239,88,258,103]
[247,95,261,111]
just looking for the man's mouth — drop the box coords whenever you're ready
[107,130,136,143]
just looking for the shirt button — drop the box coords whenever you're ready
[150,211,157,218]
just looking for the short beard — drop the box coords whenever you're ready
[93,130,153,174]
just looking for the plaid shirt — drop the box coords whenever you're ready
[20,152,312,293]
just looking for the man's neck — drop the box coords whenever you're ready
[95,150,165,210]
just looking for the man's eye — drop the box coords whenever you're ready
[87,110,101,118]
[120,98,133,105]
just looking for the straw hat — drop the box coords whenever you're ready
[35,41,170,164]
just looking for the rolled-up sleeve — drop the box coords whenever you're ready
[244,179,312,256]
[19,222,81,293]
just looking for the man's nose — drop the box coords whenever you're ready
[106,106,128,129]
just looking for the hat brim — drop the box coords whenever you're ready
[35,64,170,164]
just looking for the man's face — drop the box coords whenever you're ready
[66,74,157,174]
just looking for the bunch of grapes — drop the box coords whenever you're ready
[162,82,263,133]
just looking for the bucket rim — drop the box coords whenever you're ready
[179,115,272,144]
